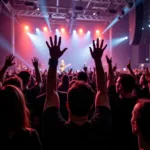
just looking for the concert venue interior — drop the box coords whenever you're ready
[0,0,149,70]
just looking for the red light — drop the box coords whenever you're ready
[43,27,48,32]
[96,30,100,34]
[61,28,65,32]
[25,26,29,31]
[79,29,83,33]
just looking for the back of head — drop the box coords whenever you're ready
[135,100,150,142]
[77,71,88,82]
[62,75,69,85]
[68,81,94,117]
[0,85,30,131]
[119,74,135,93]
[18,71,31,87]
[3,76,23,90]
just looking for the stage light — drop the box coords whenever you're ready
[79,29,83,33]
[125,36,128,39]
[93,12,96,15]
[73,30,76,33]
[87,31,91,34]
[56,29,59,32]
[36,28,39,31]
[142,27,144,30]
[43,27,48,32]
[149,25,150,27]
[37,7,40,11]
[96,30,100,34]
[25,26,29,31]
[61,28,65,32]
[146,58,149,61]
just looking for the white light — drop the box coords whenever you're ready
[73,30,76,33]
[36,28,39,31]
[37,7,40,11]
[141,64,144,67]
[125,36,128,39]
[146,58,149,61]
[142,27,144,30]
[149,25,150,27]
[56,29,59,32]
[93,12,96,15]
[87,31,91,34]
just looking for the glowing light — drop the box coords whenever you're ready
[141,64,144,67]
[99,37,101,40]
[93,12,96,15]
[79,29,83,33]
[25,26,29,31]
[87,31,91,34]
[56,29,59,32]
[37,7,40,11]
[146,58,149,61]
[73,30,76,33]
[61,28,65,32]
[149,25,150,27]
[125,36,128,39]
[36,28,39,31]
[43,27,48,32]
[96,30,100,34]
[142,27,144,30]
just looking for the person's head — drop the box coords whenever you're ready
[131,99,150,143]
[61,75,69,85]
[77,71,88,83]
[18,71,31,88]
[67,81,94,117]
[0,85,30,131]
[3,76,23,90]
[116,74,135,94]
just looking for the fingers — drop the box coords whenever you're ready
[93,40,96,50]
[58,37,61,47]
[97,38,99,48]
[89,47,93,55]
[100,39,104,49]
[50,37,53,47]
[54,35,57,46]
[62,48,68,54]
[46,41,50,49]
[102,44,107,51]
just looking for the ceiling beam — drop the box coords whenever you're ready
[56,0,59,13]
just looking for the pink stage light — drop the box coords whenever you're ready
[61,28,65,32]
[25,26,29,31]
[43,27,48,32]
[96,30,100,34]
[79,29,83,33]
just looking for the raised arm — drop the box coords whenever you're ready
[43,35,67,111]
[106,55,115,87]
[127,60,138,84]
[89,38,110,109]
[32,57,42,84]
[0,55,15,82]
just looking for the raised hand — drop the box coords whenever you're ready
[4,54,15,68]
[83,64,88,72]
[113,63,117,72]
[127,60,131,69]
[32,57,39,68]
[89,38,107,60]
[106,55,112,65]
[46,35,68,60]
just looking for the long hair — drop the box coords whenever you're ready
[0,85,30,132]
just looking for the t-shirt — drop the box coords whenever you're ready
[0,129,42,150]
[42,106,112,150]
[108,85,138,150]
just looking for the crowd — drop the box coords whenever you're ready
[0,35,150,150]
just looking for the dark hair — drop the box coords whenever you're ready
[135,100,150,142]
[77,71,88,82]
[119,74,135,93]
[3,76,23,90]
[0,85,30,131]
[58,75,69,92]
[18,71,31,86]
[68,81,94,117]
